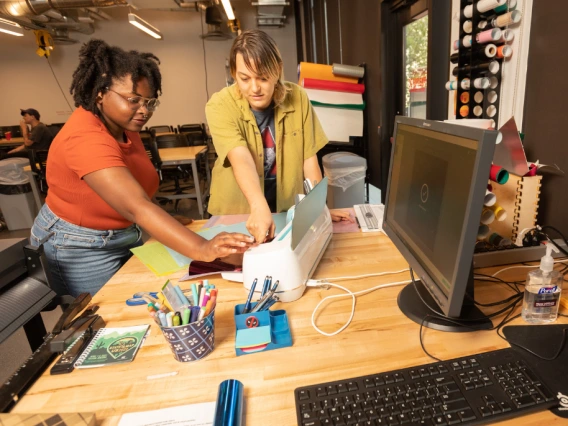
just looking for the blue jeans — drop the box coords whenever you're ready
[30,204,142,297]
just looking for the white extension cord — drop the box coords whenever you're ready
[306,269,411,336]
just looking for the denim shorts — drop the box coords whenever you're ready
[30,203,142,297]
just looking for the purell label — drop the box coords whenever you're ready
[534,300,557,308]
[538,286,558,295]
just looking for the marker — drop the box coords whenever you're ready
[243,278,258,313]
[198,287,205,306]
[174,285,191,307]
[158,312,167,327]
[191,283,199,306]
[201,293,210,308]
[197,306,206,322]
[166,312,173,327]
[204,299,213,317]
[147,303,158,312]
[190,306,200,323]
[173,312,181,326]
[182,308,191,325]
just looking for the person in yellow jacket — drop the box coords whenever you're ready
[206,30,352,243]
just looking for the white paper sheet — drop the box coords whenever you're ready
[313,106,364,143]
[118,401,215,426]
[304,88,363,106]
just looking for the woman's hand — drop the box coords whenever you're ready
[200,232,254,262]
[330,209,355,223]
[246,202,275,243]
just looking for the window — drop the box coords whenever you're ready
[403,13,428,119]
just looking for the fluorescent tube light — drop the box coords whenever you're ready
[220,0,235,20]
[0,19,24,37]
[128,12,162,40]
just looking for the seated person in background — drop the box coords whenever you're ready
[0,108,54,159]
[206,30,352,243]
[30,39,253,298]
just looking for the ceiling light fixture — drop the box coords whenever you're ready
[220,0,235,20]
[128,12,162,40]
[0,18,24,37]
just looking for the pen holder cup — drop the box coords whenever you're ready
[160,310,215,362]
[233,303,292,356]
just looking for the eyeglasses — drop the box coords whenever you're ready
[106,88,160,112]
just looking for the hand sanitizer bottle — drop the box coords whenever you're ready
[521,244,562,324]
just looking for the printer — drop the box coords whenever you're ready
[226,178,333,302]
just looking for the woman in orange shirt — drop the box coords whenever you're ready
[30,40,253,297]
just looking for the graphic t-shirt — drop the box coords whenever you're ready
[252,104,277,212]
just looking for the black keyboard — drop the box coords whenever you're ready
[294,348,556,426]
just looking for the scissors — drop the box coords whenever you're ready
[126,292,159,306]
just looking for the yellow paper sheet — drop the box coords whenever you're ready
[130,243,183,276]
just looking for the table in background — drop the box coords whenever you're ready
[11,226,568,425]
[0,137,24,148]
[157,146,210,218]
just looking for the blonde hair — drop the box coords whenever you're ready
[229,30,290,106]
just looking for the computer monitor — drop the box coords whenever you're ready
[383,116,499,332]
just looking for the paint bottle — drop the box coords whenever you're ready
[522,244,562,324]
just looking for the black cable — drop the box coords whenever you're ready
[200,10,210,101]
[540,226,568,256]
[410,270,523,323]
[45,56,74,112]
[496,313,568,361]
[419,316,442,362]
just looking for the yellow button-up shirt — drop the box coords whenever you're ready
[205,82,328,215]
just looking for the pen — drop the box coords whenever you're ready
[261,276,271,297]
[271,280,279,293]
[243,278,258,313]
[250,291,274,313]
[260,297,278,311]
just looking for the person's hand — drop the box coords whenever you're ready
[20,119,29,137]
[200,232,254,262]
[330,209,355,223]
[246,202,275,243]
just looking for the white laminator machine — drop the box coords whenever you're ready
[224,178,332,302]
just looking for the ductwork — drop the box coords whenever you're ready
[0,0,126,43]
[0,0,128,18]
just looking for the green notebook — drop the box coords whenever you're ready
[74,324,150,369]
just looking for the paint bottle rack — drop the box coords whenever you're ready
[454,0,517,127]
[233,303,292,357]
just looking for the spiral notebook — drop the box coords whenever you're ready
[74,324,150,369]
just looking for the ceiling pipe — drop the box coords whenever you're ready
[0,0,128,18]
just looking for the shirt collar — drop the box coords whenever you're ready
[230,84,295,123]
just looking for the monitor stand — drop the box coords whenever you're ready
[397,267,493,333]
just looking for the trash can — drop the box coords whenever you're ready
[322,152,367,208]
[0,158,36,230]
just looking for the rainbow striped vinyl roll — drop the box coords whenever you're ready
[213,379,244,426]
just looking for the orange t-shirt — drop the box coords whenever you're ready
[46,107,159,230]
